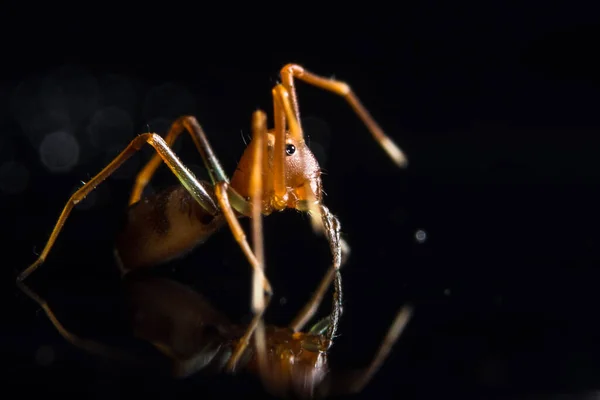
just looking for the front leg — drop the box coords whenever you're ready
[280,64,408,167]
[219,111,270,372]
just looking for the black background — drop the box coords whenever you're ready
[3,2,600,400]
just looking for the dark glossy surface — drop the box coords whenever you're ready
[4,4,600,399]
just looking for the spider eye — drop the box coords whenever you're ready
[285,144,296,156]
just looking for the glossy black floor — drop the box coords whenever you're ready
[3,4,600,400]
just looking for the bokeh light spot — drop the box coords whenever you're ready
[415,229,427,243]
[39,131,80,173]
